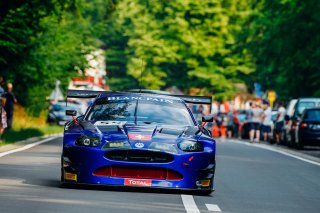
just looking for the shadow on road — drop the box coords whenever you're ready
[31,178,213,196]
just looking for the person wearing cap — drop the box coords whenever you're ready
[4,83,17,129]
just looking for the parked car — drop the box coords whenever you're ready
[47,102,83,125]
[295,108,320,149]
[285,98,320,148]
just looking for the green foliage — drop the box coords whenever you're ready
[104,0,255,98]
[0,0,116,115]
[1,0,319,112]
[241,0,320,98]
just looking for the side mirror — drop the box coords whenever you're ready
[284,115,290,121]
[202,115,214,122]
[66,110,77,116]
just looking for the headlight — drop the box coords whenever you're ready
[76,136,101,147]
[102,140,131,150]
[178,141,204,152]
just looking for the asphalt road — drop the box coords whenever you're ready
[0,137,320,213]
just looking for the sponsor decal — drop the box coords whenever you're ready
[107,96,174,104]
[128,134,152,141]
[124,179,152,187]
[134,142,144,148]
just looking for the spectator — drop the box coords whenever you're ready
[233,110,241,138]
[4,83,17,129]
[246,101,253,137]
[261,100,272,142]
[0,105,7,142]
[226,111,234,138]
[275,101,286,143]
[0,77,6,142]
[195,104,204,124]
[0,76,4,94]
[249,101,263,143]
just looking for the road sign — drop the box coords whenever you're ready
[267,90,277,107]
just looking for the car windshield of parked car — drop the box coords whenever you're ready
[304,109,320,121]
[86,98,194,126]
[52,103,79,111]
[297,102,316,115]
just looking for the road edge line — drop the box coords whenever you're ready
[0,136,59,158]
[229,140,320,167]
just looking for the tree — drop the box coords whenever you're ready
[0,0,117,115]
[241,0,320,98]
[104,0,255,98]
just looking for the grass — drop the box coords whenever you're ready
[0,105,63,145]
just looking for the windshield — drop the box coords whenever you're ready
[86,98,195,126]
[297,102,316,115]
[52,103,79,112]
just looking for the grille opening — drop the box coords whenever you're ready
[93,166,182,180]
[105,150,174,163]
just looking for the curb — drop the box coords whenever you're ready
[0,133,63,153]
[226,138,320,164]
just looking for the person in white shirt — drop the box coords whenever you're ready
[275,101,286,143]
[249,101,263,143]
[261,100,272,142]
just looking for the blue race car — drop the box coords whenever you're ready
[61,90,216,195]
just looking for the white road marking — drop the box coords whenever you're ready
[181,195,200,213]
[0,136,59,158]
[230,140,320,167]
[206,204,221,212]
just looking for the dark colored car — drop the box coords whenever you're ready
[47,102,83,125]
[61,90,216,195]
[285,98,320,148]
[295,108,320,149]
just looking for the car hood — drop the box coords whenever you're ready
[76,120,205,148]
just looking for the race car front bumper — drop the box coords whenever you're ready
[61,146,215,190]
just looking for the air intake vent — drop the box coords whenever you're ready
[105,150,174,163]
[93,166,183,180]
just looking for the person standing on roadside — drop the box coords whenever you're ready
[275,101,286,143]
[226,111,234,138]
[246,102,253,138]
[196,104,204,125]
[249,101,263,143]
[0,76,7,142]
[4,83,17,129]
[261,100,272,142]
[233,110,241,138]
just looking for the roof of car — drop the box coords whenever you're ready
[297,97,320,102]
